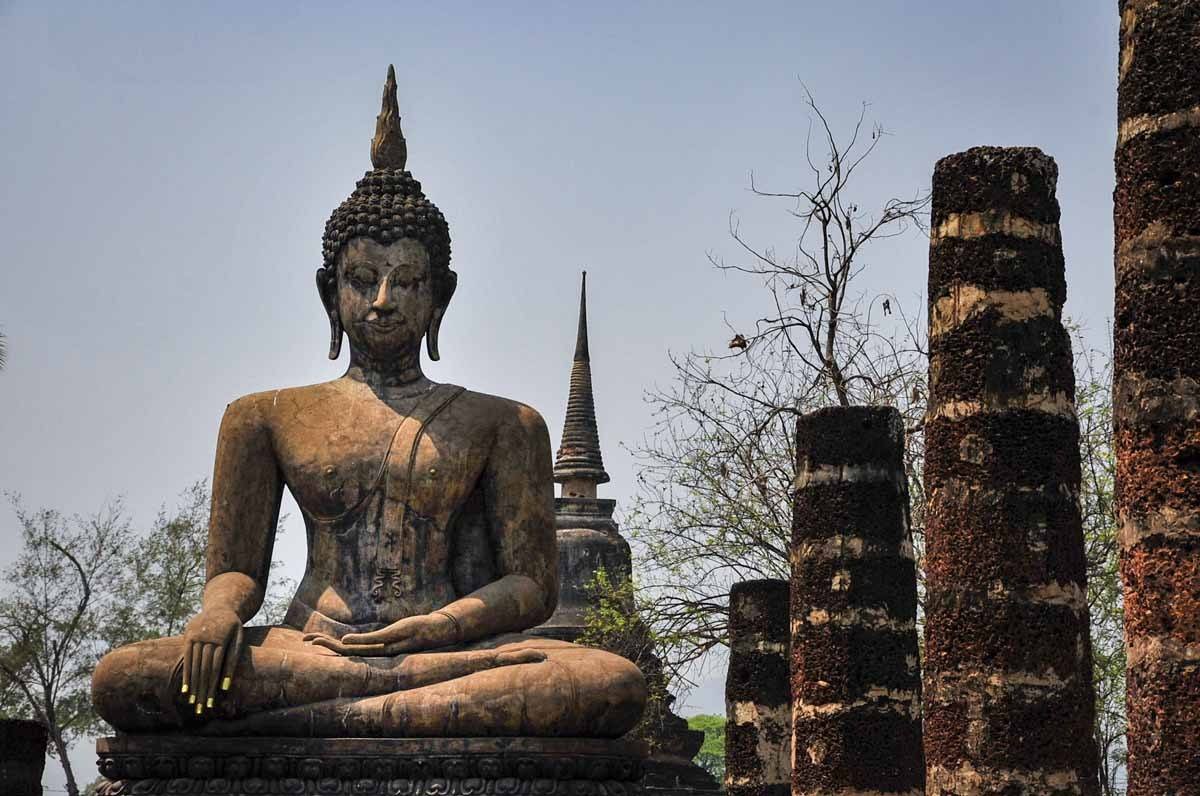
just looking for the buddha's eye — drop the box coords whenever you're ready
[349,269,377,290]
[392,274,426,290]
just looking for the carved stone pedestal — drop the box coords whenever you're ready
[94,736,646,796]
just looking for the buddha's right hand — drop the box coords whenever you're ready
[180,606,243,717]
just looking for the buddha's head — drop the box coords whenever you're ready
[316,66,455,364]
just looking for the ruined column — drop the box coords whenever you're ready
[725,579,790,796]
[1115,3,1200,793]
[924,147,1098,794]
[791,407,923,796]
[0,720,48,796]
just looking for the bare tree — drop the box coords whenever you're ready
[0,498,133,796]
[718,88,929,408]
[625,89,929,673]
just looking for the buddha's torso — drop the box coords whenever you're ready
[259,378,504,634]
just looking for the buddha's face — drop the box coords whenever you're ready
[336,237,436,361]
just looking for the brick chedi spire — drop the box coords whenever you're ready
[536,269,628,642]
[555,272,610,498]
[536,274,720,796]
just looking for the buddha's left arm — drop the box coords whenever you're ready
[437,403,559,640]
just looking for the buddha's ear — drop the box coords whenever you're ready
[426,270,458,362]
[316,267,343,360]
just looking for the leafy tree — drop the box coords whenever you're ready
[0,498,133,796]
[1074,333,1126,795]
[686,713,726,782]
[104,481,294,650]
[577,568,678,754]
[1,482,295,795]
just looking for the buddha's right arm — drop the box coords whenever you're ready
[180,395,285,714]
[202,393,285,622]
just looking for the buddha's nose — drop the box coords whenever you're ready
[371,276,396,313]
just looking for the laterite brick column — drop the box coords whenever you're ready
[791,407,922,796]
[924,147,1099,795]
[1115,2,1200,792]
[725,579,790,796]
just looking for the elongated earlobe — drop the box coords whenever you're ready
[426,270,457,362]
[426,308,445,361]
[316,267,342,360]
[327,316,343,360]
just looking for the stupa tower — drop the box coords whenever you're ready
[555,271,611,498]
[535,274,721,796]
[534,272,632,639]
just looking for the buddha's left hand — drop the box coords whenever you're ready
[303,611,458,656]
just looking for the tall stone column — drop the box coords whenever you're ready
[791,407,923,796]
[1115,3,1200,793]
[924,147,1098,794]
[725,579,790,796]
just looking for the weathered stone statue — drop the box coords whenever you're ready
[91,67,646,745]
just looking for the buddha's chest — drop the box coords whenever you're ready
[272,394,487,525]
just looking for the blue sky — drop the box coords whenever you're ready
[0,2,1118,789]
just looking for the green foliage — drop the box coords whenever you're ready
[0,497,134,796]
[104,481,294,650]
[686,713,726,781]
[1,481,295,796]
[104,482,211,647]
[578,568,678,755]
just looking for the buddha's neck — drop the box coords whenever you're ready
[345,348,427,391]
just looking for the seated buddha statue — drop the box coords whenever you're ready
[91,66,646,739]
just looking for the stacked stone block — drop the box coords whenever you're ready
[725,579,790,796]
[923,147,1099,794]
[1115,2,1200,793]
[791,407,923,796]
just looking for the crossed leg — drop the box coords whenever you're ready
[92,628,646,738]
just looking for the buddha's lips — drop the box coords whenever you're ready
[361,319,405,332]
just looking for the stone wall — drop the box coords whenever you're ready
[1114,2,1200,793]
[923,147,1099,794]
[791,407,922,796]
[725,579,790,796]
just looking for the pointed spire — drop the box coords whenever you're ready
[555,271,610,495]
[574,272,590,362]
[371,64,408,170]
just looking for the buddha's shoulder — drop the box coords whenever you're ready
[448,387,550,437]
[218,381,548,438]
[217,381,350,426]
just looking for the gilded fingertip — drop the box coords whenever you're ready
[189,694,196,704]
[221,676,232,691]
[195,703,202,715]
[206,697,214,708]
[181,683,189,694]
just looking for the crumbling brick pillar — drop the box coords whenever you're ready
[791,407,923,796]
[924,147,1099,795]
[1115,2,1200,793]
[725,579,790,796]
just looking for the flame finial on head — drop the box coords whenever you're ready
[371,64,407,170]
